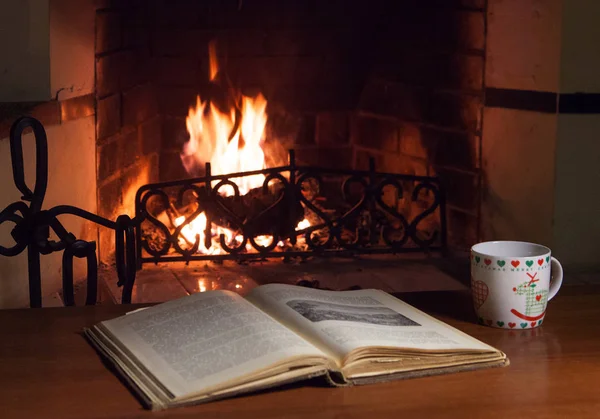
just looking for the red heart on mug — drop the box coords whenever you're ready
[511,260,520,268]
[486,319,493,326]
[484,259,492,265]
[536,295,542,301]
[508,322,516,328]
[538,259,544,266]
[531,322,537,327]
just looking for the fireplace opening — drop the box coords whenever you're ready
[96,0,482,267]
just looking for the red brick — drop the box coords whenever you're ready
[96,54,120,98]
[122,7,151,49]
[120,127,140,168]
[60,94,95,122]
[265,29,350,56]
[152,28,213,57]
[316,112,350,146]
[381,154,430,176]
[96,11,121,54]
[119,48,151,91]
[266,110,315,147]
[97,176,122,218]
[380,10,484,53]
[295,146,353,170]
[155,55,203,87]
[159,150,189,181]
[437,168,479,212]
[352,116,399,153]
[354,149,385,171]
[359,81,482,132]
[120,158,153,211]
[158,87,199,117]
[373,53,484,92]
[96,94,121,140]
[447,209,478,250]
[122,84,158,126]
[147,152,160,184]
[420,128,480,171]
[140,116,162,156]
[398,123,430,160]
[97,139,120,181]
[161,115,188,150]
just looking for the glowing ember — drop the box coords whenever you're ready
[296,219,310,230]
[198,279,207,292]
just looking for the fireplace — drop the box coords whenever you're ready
[4,0,597,308]
[94,0,482,261]
[89,0,479,303]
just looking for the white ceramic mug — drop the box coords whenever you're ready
[470,241,563,329]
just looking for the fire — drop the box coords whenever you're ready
[174,41,309,255]
[181,40,267,196]
[174,214,308,254]
[296,218,310,230]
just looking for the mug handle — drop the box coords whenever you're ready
[548,257,563,301]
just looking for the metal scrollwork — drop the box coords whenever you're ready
[135,149,447,264]
[0,117,139,306]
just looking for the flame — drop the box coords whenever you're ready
[208,40,219,81]
[181,39,267,196]
[174,41,309,255]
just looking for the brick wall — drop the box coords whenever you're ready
[95,1,160,262]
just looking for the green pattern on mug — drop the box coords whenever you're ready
[497,260,505,267]
[526,260,534,267]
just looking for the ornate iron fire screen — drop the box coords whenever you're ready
[136,151,447,265]
[0,117,447,307]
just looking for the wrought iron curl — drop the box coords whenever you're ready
[211,179,247,254]
[0,117,139,306]
[295,172,335,250]
[138,189,172,258]
[407,182,442,248]
[336,175,370,249]
[373,177,411,248]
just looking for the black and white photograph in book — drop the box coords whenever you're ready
[286,300,421,326]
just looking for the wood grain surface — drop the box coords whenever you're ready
[1,285,599,419]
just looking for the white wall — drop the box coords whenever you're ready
[553,0,600,271]
[0,117,97,308]
[482,0,562,247]
[49,0,95,100]
[554,115,600,270]
[0,0,95,102]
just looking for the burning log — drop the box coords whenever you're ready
[175,183,305,241]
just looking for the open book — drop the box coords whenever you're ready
[84,284,508,410]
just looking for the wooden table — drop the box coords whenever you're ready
[1,285,599,419]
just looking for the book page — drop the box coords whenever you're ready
[247,284,497,361]
[100,290,328,398]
